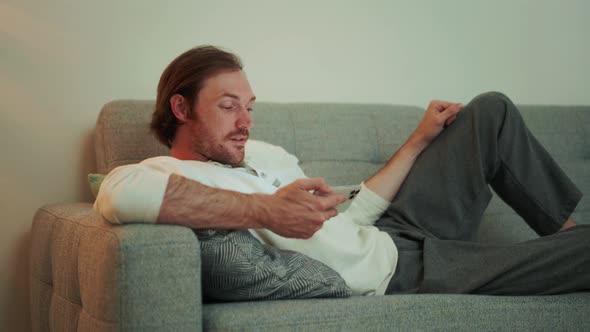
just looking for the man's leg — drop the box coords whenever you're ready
[419,225,590,295]
[385,225,590,295]
[376,91,582,240]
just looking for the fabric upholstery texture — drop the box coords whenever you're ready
[31,99,589,331]
[196,230,351,301]
[30,203,203,331]
[203,294,590,331]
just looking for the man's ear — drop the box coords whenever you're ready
[169,94,190,122]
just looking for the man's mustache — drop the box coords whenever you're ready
[226,128,249,139]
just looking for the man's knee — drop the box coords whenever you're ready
[469,91,512,109]
[466,91,517,124]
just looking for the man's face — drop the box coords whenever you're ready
[186,70,256,166]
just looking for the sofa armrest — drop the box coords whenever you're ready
[30,202,202,332]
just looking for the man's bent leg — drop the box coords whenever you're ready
[376,91,582,240]
[482,93,582,235]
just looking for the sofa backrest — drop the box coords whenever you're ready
[95,100,169,174]
[95,100,425,183]
[95,100,589,242]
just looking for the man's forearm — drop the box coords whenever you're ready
[364,135,427,202]
[157,174,346,239]
[157,173,268,229]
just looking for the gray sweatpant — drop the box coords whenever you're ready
[377,91,588,295]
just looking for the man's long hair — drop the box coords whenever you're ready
[151,45,243,147]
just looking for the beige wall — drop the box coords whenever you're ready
[1,0,589,329]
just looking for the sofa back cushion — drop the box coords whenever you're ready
[95,100,424,179]
[95,100,589,243]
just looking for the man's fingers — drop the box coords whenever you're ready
[441,103,463,118]
[308,208,339,236]
[324,208,339,220]
[445,114,458,127]
[439,104,462,128]
[430,101,463,114]
[429,100,453,111]
[317,193,347,209]
[296,177,333,193]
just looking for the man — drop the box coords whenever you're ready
[95,45,588,296]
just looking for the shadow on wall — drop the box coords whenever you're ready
[79,128,97,202]
[8,231,32,332]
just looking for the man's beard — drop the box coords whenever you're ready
[189,128,249,166]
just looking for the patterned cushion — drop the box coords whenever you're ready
[195,230,352,302]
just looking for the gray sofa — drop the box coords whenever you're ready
[30,99,589,331]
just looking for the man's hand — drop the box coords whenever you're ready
[362,100,464,202]
[256,178,347,239]
[409,100,464,148]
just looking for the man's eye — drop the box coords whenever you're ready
[221,104,234,110]
[247,107,254,112]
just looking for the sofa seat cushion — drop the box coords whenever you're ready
[203,293,590,331]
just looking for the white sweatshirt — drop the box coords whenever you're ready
[94,140,398,296]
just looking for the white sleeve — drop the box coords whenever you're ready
[93,164,169,224]
[345,182,391,226]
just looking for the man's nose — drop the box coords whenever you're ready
[237,107,254,129]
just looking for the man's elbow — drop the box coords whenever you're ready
[94,181,162,225]
[94,186,128,224]
[93,166,169,224]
